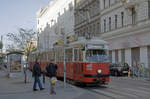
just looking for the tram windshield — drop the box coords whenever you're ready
[86,49,108,62]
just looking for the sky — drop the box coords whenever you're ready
[0,0,51,49]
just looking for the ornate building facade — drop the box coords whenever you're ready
[100,0,150,68]
[74,0,101,39]
[37,0,150,68]
[74,0,150,68]
[37,0,75,51]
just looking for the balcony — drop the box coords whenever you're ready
[121,0,140,8]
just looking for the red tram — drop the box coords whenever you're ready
[29,38,110,85]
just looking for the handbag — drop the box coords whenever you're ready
[51,77,57,85]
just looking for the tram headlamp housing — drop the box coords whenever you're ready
[97,69,102,74]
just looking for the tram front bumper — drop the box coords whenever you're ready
[84,74,110,78]
[84,74,110,84]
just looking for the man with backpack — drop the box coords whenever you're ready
[46,59,58,95]
[32,59,44,91]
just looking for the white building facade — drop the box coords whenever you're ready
[100,0,150,68]
[36,0,150,68]
[37,0,75,51]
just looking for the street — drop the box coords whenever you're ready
[84,77,150,99]
[0,69,150,99]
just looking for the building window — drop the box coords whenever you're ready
[38,20,39,25]
[121,12,124,27]
[69,2,73,11]
[131,7,136,24]
[104,19,106,32]
[89,25,92,34]
[115,50,118,63]
[93,24,96,35]
[109,17,111,31]
[58,12,60,17]
[115,15,118,29]
[64,8,66,12]
[148,1,150,18]
[97,22,100,34]
[109,0,111,7]
[104,0,106,8]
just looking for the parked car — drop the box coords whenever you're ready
[110,63,129,76]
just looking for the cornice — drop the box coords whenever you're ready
[101,19,150,40]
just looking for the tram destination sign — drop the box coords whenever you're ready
[87,44,105,49]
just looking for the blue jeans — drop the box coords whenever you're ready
[33,76,42,89]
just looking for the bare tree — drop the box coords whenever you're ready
[0,41,3,49]
[0,41,3,53]
[7,28,37,83]
[7,28,37,61]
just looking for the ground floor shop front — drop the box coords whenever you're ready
[102,28,150,69]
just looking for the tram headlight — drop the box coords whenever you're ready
[97,69,102,74]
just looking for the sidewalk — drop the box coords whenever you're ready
[0,70,101,99]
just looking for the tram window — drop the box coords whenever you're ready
[86,50,108,62]
[74,49,78,62]
[74,48,83,62]
[79,49,83,61]
[67,49,73,62]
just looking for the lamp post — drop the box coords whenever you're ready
[61,27,67,88]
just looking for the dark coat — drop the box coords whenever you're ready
[46,63,57,78]
[32,62,41,77]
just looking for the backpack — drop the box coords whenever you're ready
[46,63,56,78]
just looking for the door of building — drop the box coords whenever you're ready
[131,47,140,66]
[121,49,125,63]
[115,50,118,63]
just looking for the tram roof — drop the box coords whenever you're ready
[69,38,107,46]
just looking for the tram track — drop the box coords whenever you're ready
[65,78,115,99]
[75,84,116,99]
[87,88,116,99]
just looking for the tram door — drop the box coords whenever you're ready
[74,48,84,80]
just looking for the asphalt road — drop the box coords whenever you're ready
[84,77,150,99]
[0,69,150,99]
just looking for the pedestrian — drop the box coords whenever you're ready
[46,59,58,95]
[32,58,44,91]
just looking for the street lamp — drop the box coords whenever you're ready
[59,27,73,88]
[60,27,67,88]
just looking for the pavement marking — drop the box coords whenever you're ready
[137,87,150,92]
[124,88,150,95]
[109,85,141,98]
[110,79,150,87]
[139,83,150,86]
[107,88,139,98]
[92,89,123,99]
